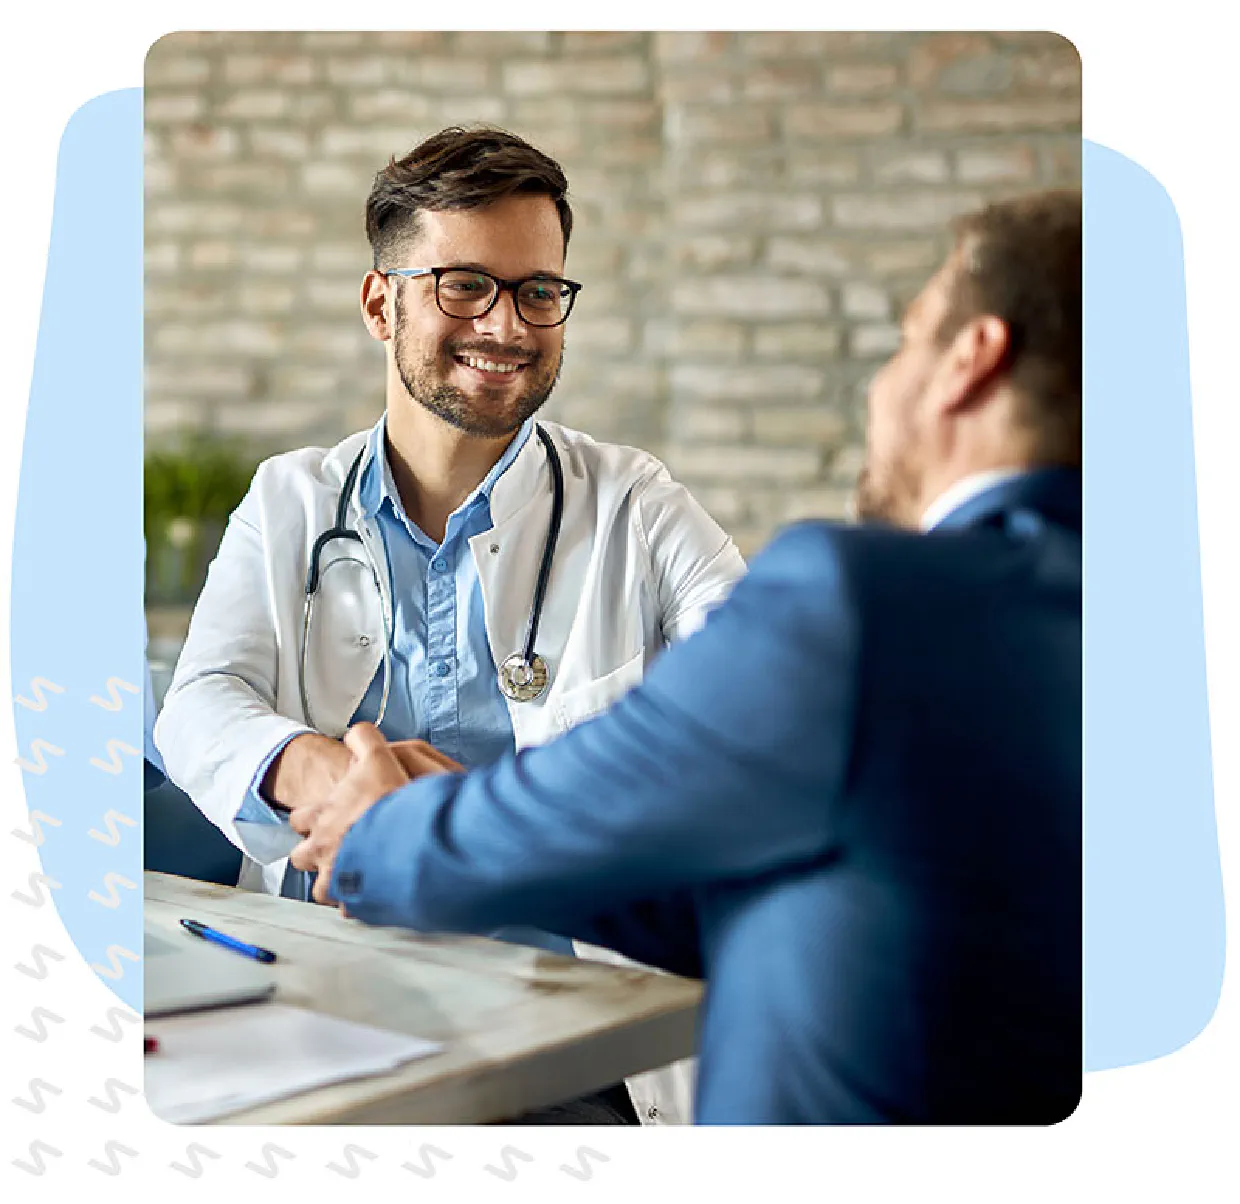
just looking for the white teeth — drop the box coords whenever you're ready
[461,356,521,374]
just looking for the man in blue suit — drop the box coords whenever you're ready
[290,190,1082,1125]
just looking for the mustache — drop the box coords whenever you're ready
[447,341,538,363]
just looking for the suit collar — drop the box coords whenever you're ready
[934,467,1082,535]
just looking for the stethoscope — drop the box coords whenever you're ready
[299,424,565,732]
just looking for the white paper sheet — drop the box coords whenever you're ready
[145,1003,442,1123]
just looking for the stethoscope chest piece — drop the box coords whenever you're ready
[498,653,550,702]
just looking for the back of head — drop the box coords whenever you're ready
[940,190,1082,467]
[364,126,573,269]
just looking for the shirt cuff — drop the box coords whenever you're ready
[237,731,302,825]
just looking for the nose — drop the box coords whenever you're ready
[472,287,525,342]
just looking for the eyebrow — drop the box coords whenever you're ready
[443,261,566,280]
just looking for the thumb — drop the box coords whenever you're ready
[344,722,389,760]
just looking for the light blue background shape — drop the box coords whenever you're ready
[1082,142,1225,1067]
[10,90,1227,1063]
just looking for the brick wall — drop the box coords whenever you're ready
[145,30,1080,554]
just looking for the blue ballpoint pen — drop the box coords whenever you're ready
[180,918,278,964]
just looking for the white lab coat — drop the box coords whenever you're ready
[154,418,746,1125]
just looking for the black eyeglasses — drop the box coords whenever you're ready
[384,266,582,328]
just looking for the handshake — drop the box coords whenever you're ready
[266,726,463,907]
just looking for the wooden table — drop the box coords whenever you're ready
[144,871,701,1124]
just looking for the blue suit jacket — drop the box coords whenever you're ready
[332,470,1082,1124]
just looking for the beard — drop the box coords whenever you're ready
[393,313,563,439]
[854,430,925,528]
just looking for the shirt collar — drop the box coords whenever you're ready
[357,415,536,526]
[919,468,1030,532]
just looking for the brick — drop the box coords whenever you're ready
[832,190,985,230]
[783,102,903,139]
[907,33,997,89]
[752,323,842,358]
[250,209,318,239]
[311,243,367,272]
[675,148,786,189]
[145,242,180,273]
[298,32,366,50]
[271,366,353,398]
[1041,140,1083,183]
[432,96,508,125]
[219,89,289,120]
[145,93,205,123]
[673,193,821,232]
[829,444,868,484]
[347,90,435,123]
[215,401,340,437]
[671,363,823,402]
[565,317,635,353]
[675,235,759,270]
[752,407,849,445]
[739,32,852,58]
[394,57,492,93]
[842,282,891,320]
[304,278,365,315]
[319,126,424,159]
[656,320,746,358]
[955,146,1037,183]
[861,240,945,276]
[849,323,902,357]
[147,201,245,234]
[153,320,283,357]
[454,31,552,54]
[563,241,624,275]
[766,237,852,276]
[785,151,864,187]
[144,285,227,317]
[287,93,337,122]
[562,32,648,53]
[222,53,317,85]
[667,106,774,144]
[238,284,299,315]
[144,51,210,87]
[658,71,737,104]
[667,444,820,483]
[168,125,240,160]
[325,56,388,88]
[685,486,748,525]
[1011,50,1082,90]
[145,400,212,435]
[145,161,176,194]
[248,126,311,159]
[242,244,304,273]
[670,406,749,442]
[654,32,732,61]
[187,240,237,269]
[593,137,662,167]
[742,63,824,101]
[579,100,660,129]
[502,58,650,96]
[300,160,369,196]
[917,98,1081,133]
[191,162,289,194]
[146,364,252,396]
[778,486,854,521]
[872,149,951,184]
[680,276,831,319]
[826,64,901,94]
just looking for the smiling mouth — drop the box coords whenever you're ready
[453,352,531,379]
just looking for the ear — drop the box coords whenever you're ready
[359,270,394,342]
[936,314,1011,415]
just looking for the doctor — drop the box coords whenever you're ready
[154,126,745,1125]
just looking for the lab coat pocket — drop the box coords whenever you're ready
[552,650,645,733]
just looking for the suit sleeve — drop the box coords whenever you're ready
[331,525,857,938]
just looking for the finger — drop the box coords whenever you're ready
[391,740,463,776]
[288,804,318,835]
[344,722,389,760]
[289,836,316,872]
[313,862,335,905]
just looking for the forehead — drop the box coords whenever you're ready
[410,194,565,274]
[903,254,959,328]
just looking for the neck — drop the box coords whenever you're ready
[384,394,516,545]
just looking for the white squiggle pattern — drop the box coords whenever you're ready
[88,739,140,774]
[561,1146,611,1180]
[87,808,137,845]
[88,676,140,710]
[87,1078,140,1112]
[327,1144,379,1177]
[87,871,139,909]
[245,1144,297,1177]
[14,677,65,711]
[11,1140,63,1175]
[14,1007,66,1042]
[402,1144,454,1178]
[11,809,62,846]
[89,945,140,980]
[90,1005,139,1040]
[170,1143,222,1178]
[483,1146,534,1180]
[11,1079,64,1113]
[87,1140,139,1175]
[10,872,62,907]
[14,944,65,979]
[15,739,65,775]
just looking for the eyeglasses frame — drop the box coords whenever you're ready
[382,266,583,328]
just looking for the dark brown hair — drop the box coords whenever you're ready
[939,189,1082,466]
[364,126,573,269]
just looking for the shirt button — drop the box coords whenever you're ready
[336,871,362,894]
[432,559,448,573]
[646,1106,659,1120]
[433,661,451,678]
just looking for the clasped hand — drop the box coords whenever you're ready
[288,724,462,906]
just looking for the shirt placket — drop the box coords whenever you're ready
[424,540,460,760]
